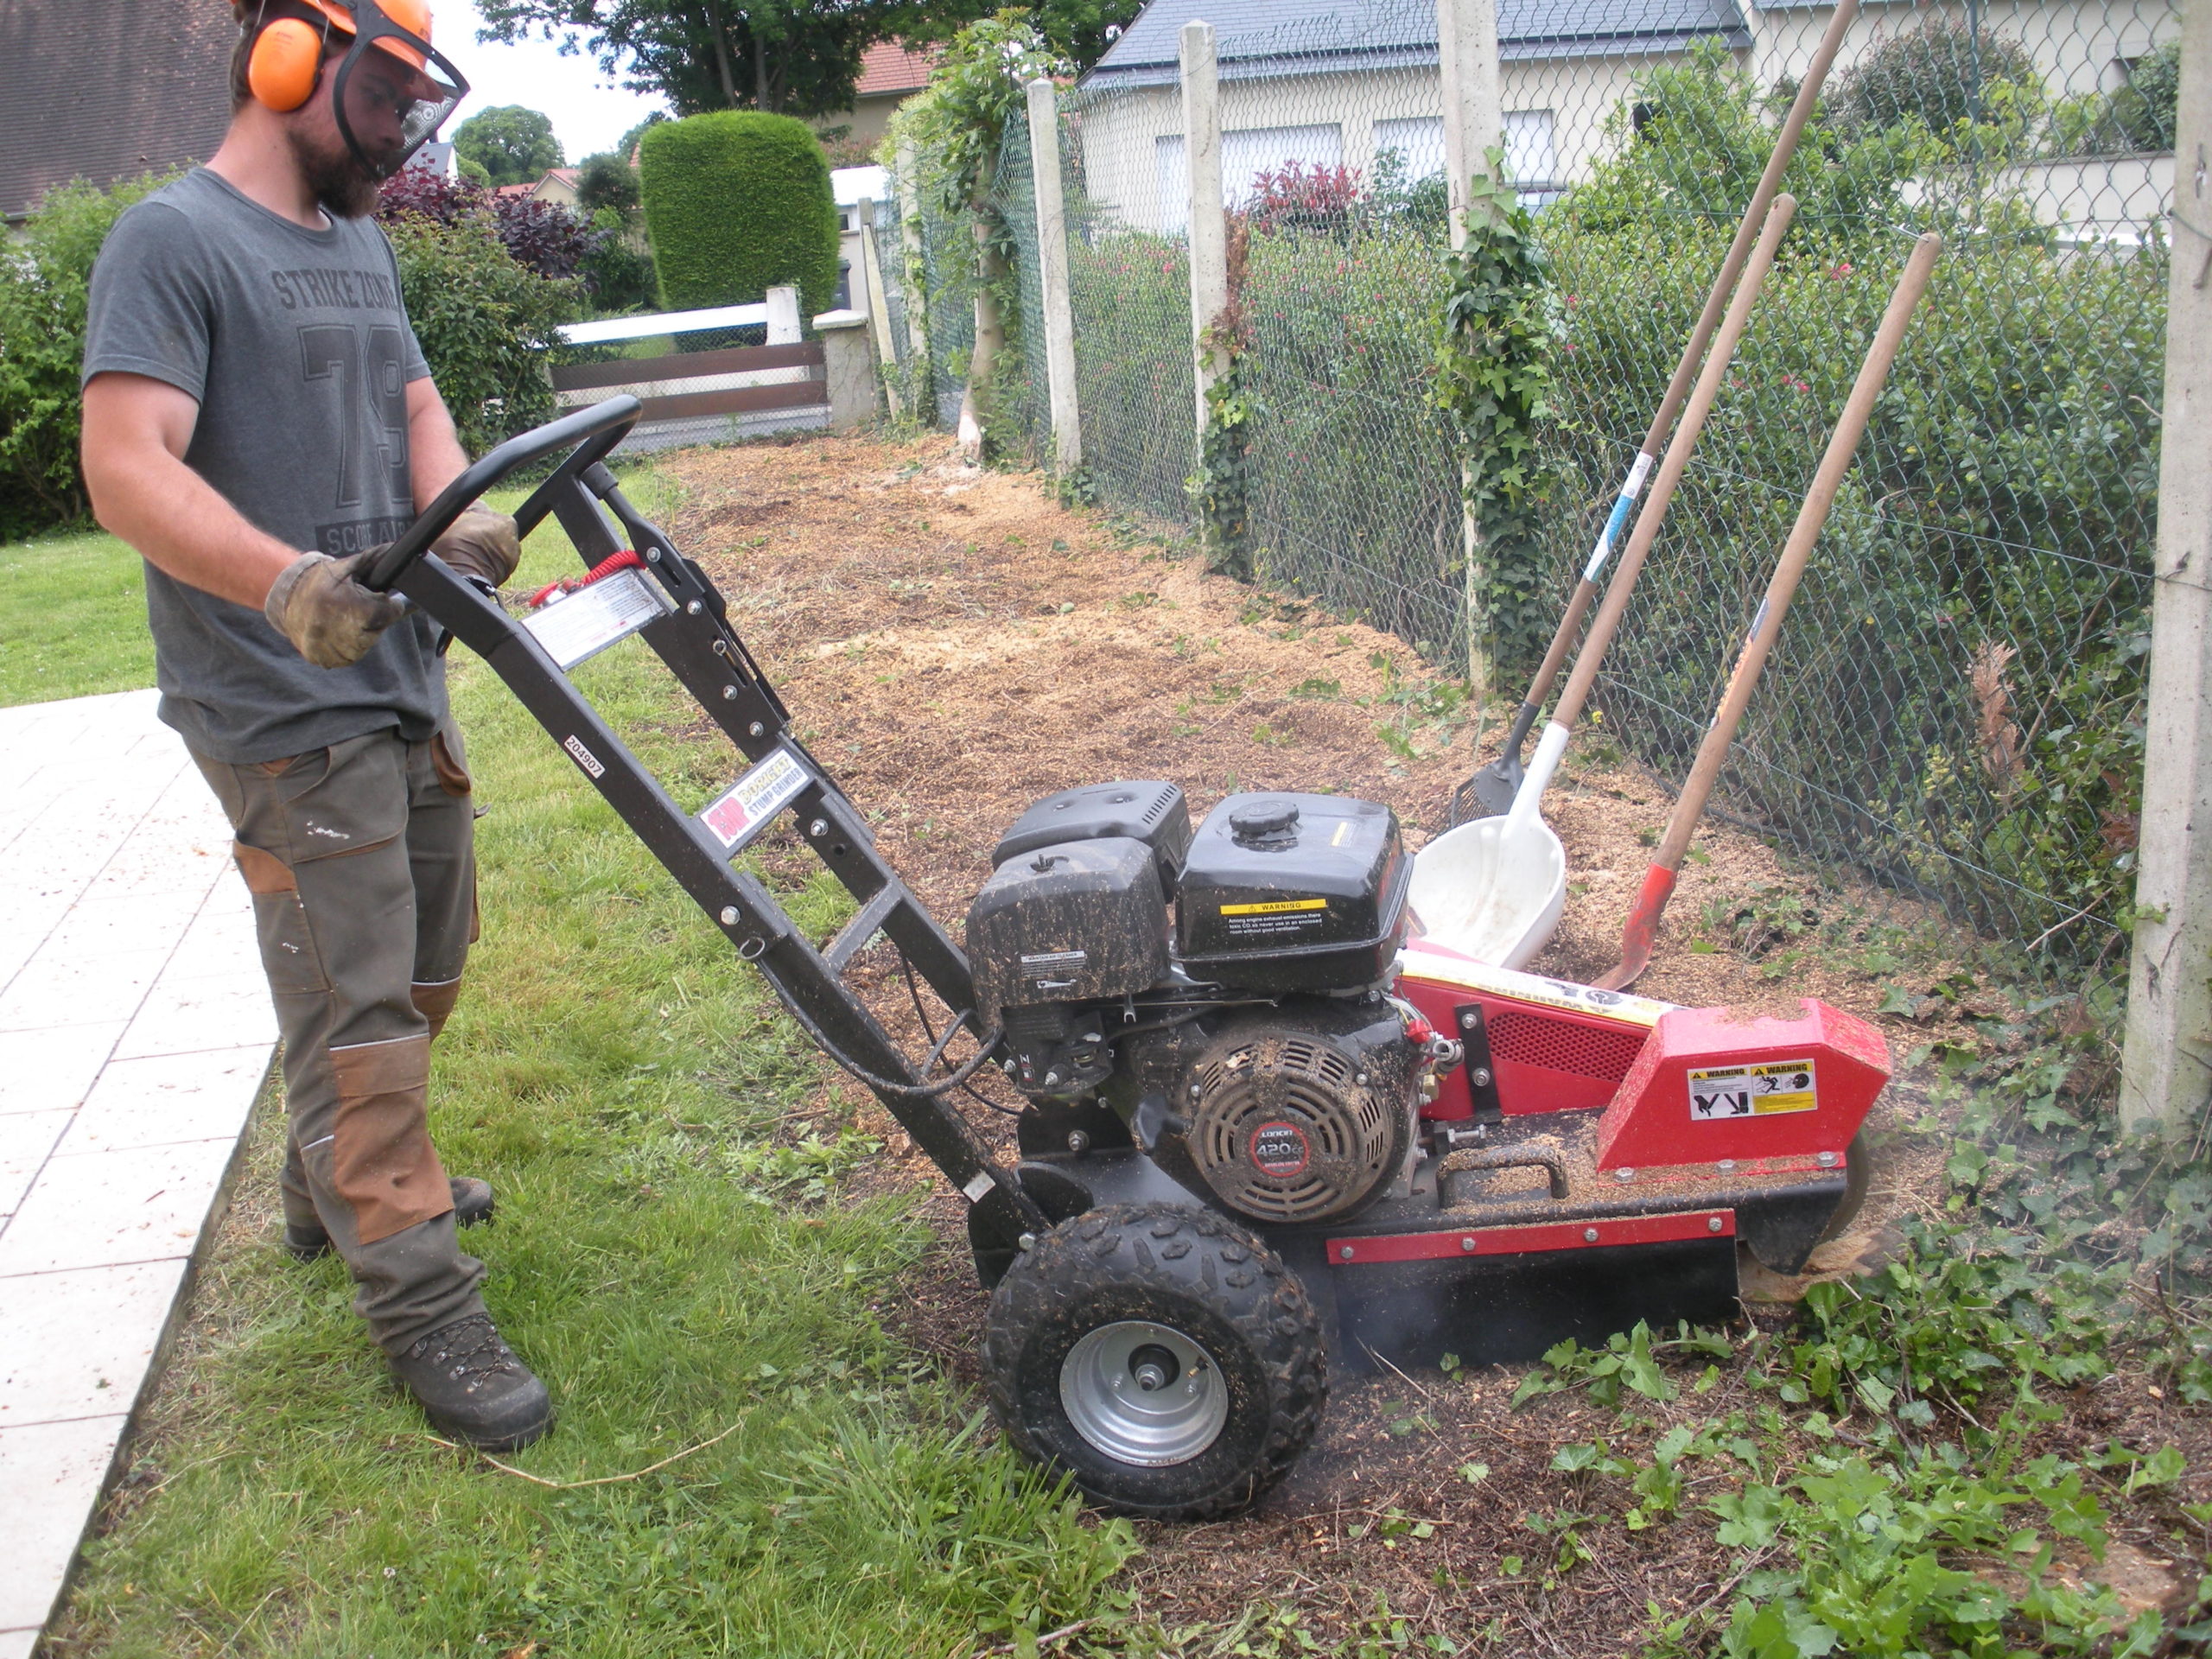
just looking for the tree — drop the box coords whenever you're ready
[575,151,641,216]
[1029,0,1141,71]
[887,10,1062,457]
[454,105,564,187]
[475,2,1137,118]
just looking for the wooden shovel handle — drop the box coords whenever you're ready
[1548,193,1801,735]
[1649,232,1944,877]
[1500,0,1862,730]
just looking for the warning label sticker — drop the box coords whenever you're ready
[699,747,810,851]
[1220,898,1328,917]
[1688,1059,1818,1121]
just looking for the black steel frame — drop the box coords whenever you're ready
[365,397,1050,1245]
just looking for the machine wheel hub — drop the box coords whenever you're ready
[1060,1320,1226,1465]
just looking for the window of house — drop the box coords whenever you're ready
[1374,116,1447,182]
[1504,110,1557,187]
[1370,111,1554,190]
[1156,124,1345,232]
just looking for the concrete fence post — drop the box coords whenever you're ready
[2120,0,2212,1132]
[1027,77,1084,472]
[1438,0,1504,249]
[1438,0,1506,700]
[855,197,904,419]
[1180,20,1228,442]
[896,137,932,404]
[765,284,802,346]
[810,309,876,431]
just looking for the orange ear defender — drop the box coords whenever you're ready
[245,13,330,111]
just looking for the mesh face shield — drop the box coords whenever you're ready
[328,0,467,179]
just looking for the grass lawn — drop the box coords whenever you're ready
[42,474,1135,1656]
[0,526,156,705]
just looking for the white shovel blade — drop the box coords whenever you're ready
[1407,813,1567,970]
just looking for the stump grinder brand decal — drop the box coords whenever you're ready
[1249,1121,1312,1179]
[1688,1059,1818,1120]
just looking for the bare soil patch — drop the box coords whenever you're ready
[652,432,2164,1652]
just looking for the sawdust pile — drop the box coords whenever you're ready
[644,431,2018,1648]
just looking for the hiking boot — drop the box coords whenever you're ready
[283,1176,495,1262]
[391,1313,554,1451]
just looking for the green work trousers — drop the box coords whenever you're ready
[194,723,488,1354]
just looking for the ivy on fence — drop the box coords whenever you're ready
[1433,159,1560,682]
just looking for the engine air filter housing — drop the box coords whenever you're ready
[1185,1027,1409,1223]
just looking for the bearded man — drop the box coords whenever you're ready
[78,0,551,1450]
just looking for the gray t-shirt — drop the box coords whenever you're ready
[83,168,446,764]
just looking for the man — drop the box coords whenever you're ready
[79,0,551,1450]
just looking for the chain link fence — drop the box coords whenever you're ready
[877,0,2176,975]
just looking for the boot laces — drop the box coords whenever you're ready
[410,1315,519,1389]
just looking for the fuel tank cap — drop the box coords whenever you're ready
[1228,798,1300,846]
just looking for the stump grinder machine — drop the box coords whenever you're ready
[368,399,1888,1519]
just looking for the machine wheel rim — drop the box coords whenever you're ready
[1059,1319,1228,1466]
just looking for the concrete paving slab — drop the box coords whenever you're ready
[0,690,273,1647]
[0,1415,130,1630]
[0,1136,243,1277]
[63,1048,272,1157]
[0,1260,189,1427]
[0,1027,129,1118]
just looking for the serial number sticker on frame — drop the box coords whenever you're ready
[699,747,810,852]
[523,567,674,671]
[1688,1059,1819,1121]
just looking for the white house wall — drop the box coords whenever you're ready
[1074,56,1652,232]
[1070,0,2176,238]
[1747,0,2177,104]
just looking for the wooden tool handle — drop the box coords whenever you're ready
[1650,231,1945,875]
[1548,194,1801,736]
[1494,0,1860,734]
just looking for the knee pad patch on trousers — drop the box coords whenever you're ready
[411,977,463,1041]
[328,1034,453,1244]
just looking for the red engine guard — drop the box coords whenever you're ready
[1395,940,1887,1169]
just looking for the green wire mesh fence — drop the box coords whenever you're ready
[878,0,2176,976]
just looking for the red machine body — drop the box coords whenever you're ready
[1393,938,1886,1170]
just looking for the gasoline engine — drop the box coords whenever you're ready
[966,782,1457,1225]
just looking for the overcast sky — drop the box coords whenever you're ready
[436,2,671,163]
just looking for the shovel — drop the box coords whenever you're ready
[1596,232,1945,990]
[1411,194,1799,967]
[1450,0,1862,824]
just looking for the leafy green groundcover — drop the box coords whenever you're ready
[55,486,1133,1657]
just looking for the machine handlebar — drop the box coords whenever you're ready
[359,396,642,593]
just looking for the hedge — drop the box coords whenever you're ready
[0,170,581,540]
[639,111,840,318]
[0,172,175,537]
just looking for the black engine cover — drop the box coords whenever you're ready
[1177,793,1409,993]
[967,836,1168,1026]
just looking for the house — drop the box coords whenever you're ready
[1,0,233,221]
[1073,0,2175,236]
[494,167,582,207]
[826,41,939,154]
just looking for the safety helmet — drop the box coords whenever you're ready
[240,0,468,178]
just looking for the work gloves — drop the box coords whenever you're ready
[264,509,521,670]
[433,509,522,589]
[264,550,407,669]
